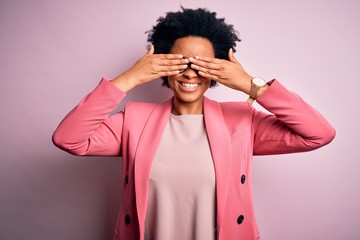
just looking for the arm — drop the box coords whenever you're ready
[53,45,188,156]
[252,80,336,155]
[188,50,335,154]
[52,78,126,156]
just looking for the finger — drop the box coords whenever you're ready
[154,64,188,73]
[192,56,223,63]
[197,70,221,81]
[163,70,183,76]
[189,57,222,70]
[155,67,187,77]
[158,58,189,66]
[157,53,184,60]
[228,48,240,64]
[190,64,221,76]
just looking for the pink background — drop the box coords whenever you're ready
[0,0,358,239]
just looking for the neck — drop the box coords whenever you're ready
[171,98,204,115]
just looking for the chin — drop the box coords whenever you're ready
[179,96,203,103]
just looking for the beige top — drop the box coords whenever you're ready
[144,114,216,240]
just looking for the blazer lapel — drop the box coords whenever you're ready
[204,97,233,233]
[134,98,172,235]
[133,96,232,236]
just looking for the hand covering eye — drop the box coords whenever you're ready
[179,56,199,74]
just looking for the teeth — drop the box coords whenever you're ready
[181,83,199,88]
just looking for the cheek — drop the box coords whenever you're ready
[167,76,176,89]
[202,78,211,88]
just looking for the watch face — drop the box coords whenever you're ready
[252,77,266,87]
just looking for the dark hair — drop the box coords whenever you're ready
[146,7,241,88]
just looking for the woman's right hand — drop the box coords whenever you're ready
[110,44,189,92]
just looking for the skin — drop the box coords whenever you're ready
[111,36,269,115]
[167,37,214,115]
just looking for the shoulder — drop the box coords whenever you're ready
[125,101,158,110]
[205,98,256,133]
[205,97,254,116]
[124,101,158,118]
[120,101,158,133]
[221,102,255,130]
[219,101,253,115]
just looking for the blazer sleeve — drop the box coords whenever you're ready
[252,80,336,155]
[52,77,126,156]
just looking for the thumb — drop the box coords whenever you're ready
[147,44,155,55]
[228,48,239,64]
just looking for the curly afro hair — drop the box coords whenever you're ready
[146,7,241,88]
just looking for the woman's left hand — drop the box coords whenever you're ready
[189,49,253,94]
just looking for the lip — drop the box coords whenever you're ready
[177,81,200,92]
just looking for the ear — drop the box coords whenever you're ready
[147,44,155,55]
[228,48,239,64]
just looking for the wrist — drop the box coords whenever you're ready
[246,77,268,104]
[110,73,137,93]
[239,74,253,94]
[249,77,267,98]
[256,83,269,97]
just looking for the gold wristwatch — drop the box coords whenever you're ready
[247,77,267,104]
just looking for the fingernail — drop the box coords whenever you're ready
[195,56,200,59]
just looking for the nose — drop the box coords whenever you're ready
[182,64,198,79]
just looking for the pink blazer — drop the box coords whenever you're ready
[53,78,335,240]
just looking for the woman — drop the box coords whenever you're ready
[52,7,335,240]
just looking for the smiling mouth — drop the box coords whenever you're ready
[180,82,199,89]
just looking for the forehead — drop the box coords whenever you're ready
[169,36,215,57]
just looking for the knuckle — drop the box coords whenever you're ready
[150,59,157,65]
[152,66,160,73]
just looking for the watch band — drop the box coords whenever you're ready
[249,84,260,99]
[247,77,267,105]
